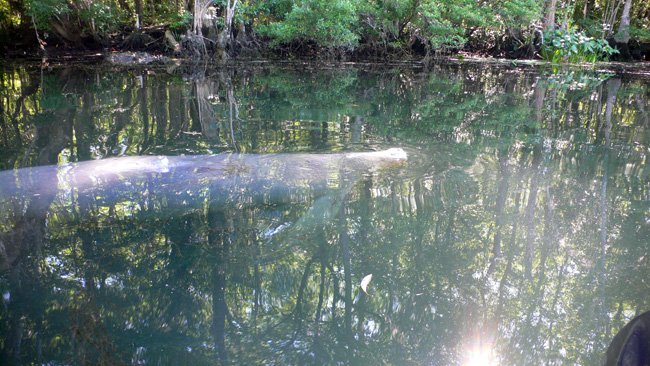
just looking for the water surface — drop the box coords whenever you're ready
[1,61,649,365]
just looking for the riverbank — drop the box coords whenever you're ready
[2,23,650,64]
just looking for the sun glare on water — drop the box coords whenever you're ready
[463,346,495,366]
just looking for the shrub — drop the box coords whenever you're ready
[259,0,359,49]
[541,29,619,63]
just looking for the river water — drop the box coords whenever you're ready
[0,60,649,365]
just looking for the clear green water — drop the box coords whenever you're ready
[0,61,649,365]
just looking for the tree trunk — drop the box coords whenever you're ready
[165,30,181,54]
[215,0,239,58]
[543,0,558,30]
[117,0,130,11]
[614,0,633,59]
[134,0,144,23]
[582,0,594,19]
[614,0,632,43]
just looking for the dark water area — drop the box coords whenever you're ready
[1,60,650,365]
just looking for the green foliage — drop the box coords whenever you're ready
[357,0,541,52]
[78,2,122,34]
[250,0,294,22]
[259,0,360,49]
[575,15,605,39]
[23,0,123,34]
[541,29,619,63]
[25,0,69,30]
[364,0,420,38]
[170,10,192,32]
[1,0,648,58]
[0,0,12,30]
[417,1,466,48]
[628,25,650,42]
[495,0,540,27]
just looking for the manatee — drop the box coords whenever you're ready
[0,148,406,270]
[0,148,407,208]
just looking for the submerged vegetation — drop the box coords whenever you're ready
[0,0,649,61]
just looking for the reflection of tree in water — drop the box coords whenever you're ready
[1,64,650,364]
[191,71,242,152]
